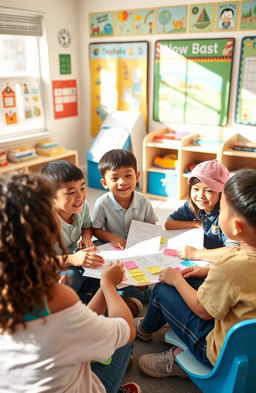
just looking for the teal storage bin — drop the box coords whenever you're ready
[148,171,178,198]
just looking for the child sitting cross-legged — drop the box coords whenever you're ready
[135,168,256,378]
[92,149,158,316]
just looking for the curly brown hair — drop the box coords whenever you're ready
[0,173,66,333]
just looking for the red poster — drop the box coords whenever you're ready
[52,79,78,119]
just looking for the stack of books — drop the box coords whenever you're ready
[232,141,256,152]
[8,146,37,163]
[35,140,66,156]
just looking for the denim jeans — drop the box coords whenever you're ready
[61,267,100,304]
[141,278,214,367]
[91,343,133,393]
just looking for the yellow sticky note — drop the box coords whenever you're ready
[160,236,167,244]
[146,266,162,274]
[133,275,150,284]
[129,268,144,277]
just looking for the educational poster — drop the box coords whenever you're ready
[19,79,42,120]
[115,10,133,35]
[133,9,156,34]
[153,38,234,126]
[52,79,78,119]
[156,6,187,34]
[0,82,18,125]
[89,12,114,37]
[89,42,148,136]
[216,2,239,31]
[235,36,256,125]
[240,1,256,30]
[188,3,215,32]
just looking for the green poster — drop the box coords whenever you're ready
[59,54,71,75]
[235,36,256,125]
[153,38,234,126]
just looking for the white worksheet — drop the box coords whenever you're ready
[83,221,209,286]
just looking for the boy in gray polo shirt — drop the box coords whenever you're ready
[92,149,158,314]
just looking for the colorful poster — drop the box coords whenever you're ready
[235,36,256,125]
[133,9,156,34]
[89,42,148,136]
[1,83,18,125]
[20,79,42,120]
[216,2,239,31]
[156,6,187,34]
[115,10,133,35]
[52,79,78,119]
[189,3,215,32]
[89,12,114,37]
[153,38,234,126]
[240,1,256,30]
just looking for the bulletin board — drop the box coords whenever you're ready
[235,36,256,125]
[52,80,78,119]
[89,41,148,136]
[153,38,234,126]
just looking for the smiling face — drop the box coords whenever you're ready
[190,181,220,213]
[101,166,140,206]
[54,179,86,222]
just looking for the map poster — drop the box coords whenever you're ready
[235,36,256,125]
[153,38,234,126]
[89,41,148,136]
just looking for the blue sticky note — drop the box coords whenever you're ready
[181,260,197,267]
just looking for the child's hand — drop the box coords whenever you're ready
[181,266,210,279]
[72,247,104,268]
[78,238,95,250]
[158,267,183,286]
[101,261,126,286]
[177,246,197,260]
[110,235,126,250]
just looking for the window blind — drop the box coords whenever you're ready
[0,8,42,36]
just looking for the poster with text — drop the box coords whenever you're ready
[89,42,148,136]
[153,38,234,126]
[89,12,114,37]
[216,2,240,31]
[52,79,78,119]
[235,36,256,125]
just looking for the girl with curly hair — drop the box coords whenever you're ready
[0,173,140,393]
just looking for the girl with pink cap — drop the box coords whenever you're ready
[165,159,238,262]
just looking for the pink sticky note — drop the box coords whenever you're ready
[123,261,137,269]
[163,248,177,257]
[113,245,122,250]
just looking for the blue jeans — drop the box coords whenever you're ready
[141,278,214,367]
[61,267,100,304]
[91,343,133,393]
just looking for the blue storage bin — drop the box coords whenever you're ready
[148,171,178,198]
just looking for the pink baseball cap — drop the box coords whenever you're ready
[188,159,230,192]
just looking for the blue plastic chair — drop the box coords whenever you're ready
[165,319,256,393]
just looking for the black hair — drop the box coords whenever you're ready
[41,160,84,186]
[188,177,221,217]
[220,8,234,16]
[224,169,256,229]
[98,149,137,178]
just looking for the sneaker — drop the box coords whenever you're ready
[134,317,152,341]
[154,324,171,343]
[123,297,143,317]
[121,382,142,393]
[138,349,188,378]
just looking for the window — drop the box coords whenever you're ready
[0,8,47,142]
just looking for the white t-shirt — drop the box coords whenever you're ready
[0,301,130,393]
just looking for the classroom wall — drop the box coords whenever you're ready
[78,0,256,156]
[0,0,85,163]
[1,0,255,166]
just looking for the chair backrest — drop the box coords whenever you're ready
[170,319,256,393]
[210,318,256,393]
